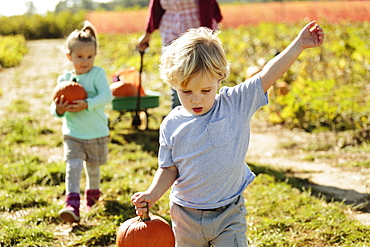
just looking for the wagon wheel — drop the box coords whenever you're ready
[138,111,148,130]
[132,110,148,130]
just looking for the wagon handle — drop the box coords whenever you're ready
[132,49,145,127]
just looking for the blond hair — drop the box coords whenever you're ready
[159,27,230,88]
[64,20,98,55]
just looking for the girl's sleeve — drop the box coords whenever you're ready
[85,67,113,111]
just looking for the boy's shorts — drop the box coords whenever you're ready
[170,195,248,247]
[63,135,109,166]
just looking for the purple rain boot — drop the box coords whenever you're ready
[59,193,80,223]
[85,189,100,211]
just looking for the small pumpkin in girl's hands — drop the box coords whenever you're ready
[52,81,87,104]
[116,211,175,247]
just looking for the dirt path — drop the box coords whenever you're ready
[246,122,370,225]
[0,39,66,116]
[1,40,369,228]
[0,39,66,163]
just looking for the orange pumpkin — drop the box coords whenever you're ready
[110,67,145,97]
[52,81,87,104]
[110,81,145,97]
[116,211,175,247]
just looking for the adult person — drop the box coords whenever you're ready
[137,0,223,109]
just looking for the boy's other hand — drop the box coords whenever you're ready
[298,21,325,49]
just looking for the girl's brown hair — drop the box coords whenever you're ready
[64,20,98,55]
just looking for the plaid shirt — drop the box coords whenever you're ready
[146,0,221,44]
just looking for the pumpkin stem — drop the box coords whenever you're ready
[139,202,151,222]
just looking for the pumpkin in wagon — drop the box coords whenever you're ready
[116,207,175,247]
[52,81,87,104]
[110,67,145,97]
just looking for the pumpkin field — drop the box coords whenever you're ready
[0,1,369,246]
[86,1,370,33]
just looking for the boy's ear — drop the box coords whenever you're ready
[66,53,72,61]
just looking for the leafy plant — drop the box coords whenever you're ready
[0,35,28,68]
[0,11,85,39]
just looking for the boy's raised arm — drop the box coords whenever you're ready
[259,21,325,93]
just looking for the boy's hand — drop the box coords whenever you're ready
[259,21,325,92]
[297,21,325,49]
[131,192,155,216]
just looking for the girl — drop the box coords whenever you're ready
[51,21,113,224]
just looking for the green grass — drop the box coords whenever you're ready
[246,165,370,246]
[0,110,369,246]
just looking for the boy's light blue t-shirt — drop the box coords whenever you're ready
[51,66,113,140]
[159,74,268,209]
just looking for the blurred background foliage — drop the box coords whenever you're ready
[0,11,86,39]
[0,5,368,145]
[95,21,369,145]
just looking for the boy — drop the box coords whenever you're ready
[132,21,324,246]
